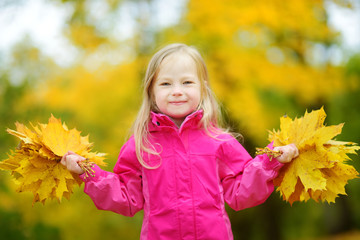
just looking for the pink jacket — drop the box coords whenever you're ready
[81,111,283,240]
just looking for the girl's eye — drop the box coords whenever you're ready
[184,81,193,85]
[160,82,170,86]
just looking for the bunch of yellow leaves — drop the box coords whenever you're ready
[263,108,359,204]
[0,115,106,204]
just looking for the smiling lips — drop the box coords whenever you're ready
[169,101,187,105]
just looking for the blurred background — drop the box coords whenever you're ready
[1,0,360,239]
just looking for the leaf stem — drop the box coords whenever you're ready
[256,147,282,161]
[78,159,95,178]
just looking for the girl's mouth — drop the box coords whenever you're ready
[170,101,186,105]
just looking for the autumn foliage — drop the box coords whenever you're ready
[268,108,359,204]
[0,115,106,204]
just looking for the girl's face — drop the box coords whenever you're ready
[152,53,201,127]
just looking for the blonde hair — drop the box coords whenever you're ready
[132,43,229,169]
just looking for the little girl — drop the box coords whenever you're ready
[61,43,299,240]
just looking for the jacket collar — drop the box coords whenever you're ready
[149,110,204,132]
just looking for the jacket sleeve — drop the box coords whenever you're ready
[218,137,283,211]
[80,137,144,217]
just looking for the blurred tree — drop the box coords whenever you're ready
[178,0,349,146]
[0,38,66,240]
[327,53,360,236]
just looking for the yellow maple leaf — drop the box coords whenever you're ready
[267,108,359,204]
[1,115,107,204]
[41,115,90,157]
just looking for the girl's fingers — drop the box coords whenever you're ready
[60,151,71,166]
[61,151,82,164]
[60,151,86,174]
[67,151,77,155]
[286,144,299,159]
[65,155,86,174]
[276,153,291,163]
[274,144,299,163]
[291,144,299,158]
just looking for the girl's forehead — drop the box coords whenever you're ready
[161,52,195,66]
[157,53,196,76]
[157,53,197,76]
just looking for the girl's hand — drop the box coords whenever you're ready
[273,144,299,163]
[61,151,85,175]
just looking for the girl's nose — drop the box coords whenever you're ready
[172,84,183,96]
